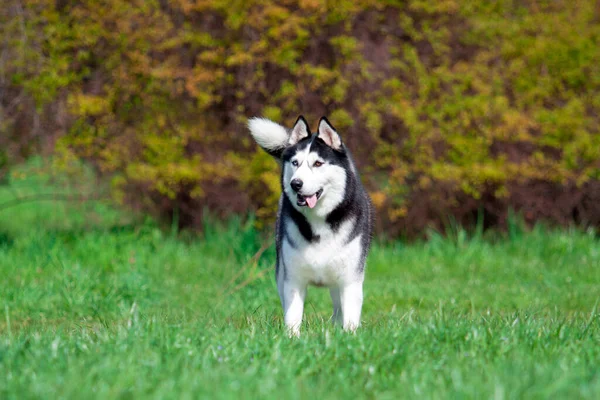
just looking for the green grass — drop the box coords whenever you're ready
[1,161,600,399]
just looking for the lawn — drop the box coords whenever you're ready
[1,161,599,399]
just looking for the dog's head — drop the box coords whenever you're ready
[248,115,349,216]
[280,116,348,216]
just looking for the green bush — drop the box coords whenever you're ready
[2,0,600,235]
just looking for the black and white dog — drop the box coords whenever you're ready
[248,116,374,335]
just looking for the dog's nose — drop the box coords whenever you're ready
[290,178,303,192]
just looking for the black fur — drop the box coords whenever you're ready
[273,126,374,278]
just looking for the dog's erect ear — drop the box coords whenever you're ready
[288,115,310,146]
[317,117,342,150]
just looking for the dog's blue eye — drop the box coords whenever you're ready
[292,160,298,167]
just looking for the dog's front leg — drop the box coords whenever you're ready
[340,280,363,332]
[282,281,306,337]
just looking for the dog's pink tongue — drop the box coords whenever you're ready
[306,194,318,209]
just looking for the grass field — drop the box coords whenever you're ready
[1,161,600,399]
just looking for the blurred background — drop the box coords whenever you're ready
[1,0,599,238]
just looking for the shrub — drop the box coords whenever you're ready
[2,0,600,236]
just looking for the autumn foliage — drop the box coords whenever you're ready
[2,0,600,236]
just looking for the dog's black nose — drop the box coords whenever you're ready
[290,178,303,192]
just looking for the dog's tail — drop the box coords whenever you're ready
[247,118,289,159]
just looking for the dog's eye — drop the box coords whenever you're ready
[291,160,298,167]
[314,161,323,167]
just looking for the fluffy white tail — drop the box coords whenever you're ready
[247,118,289,158]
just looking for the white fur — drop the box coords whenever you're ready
[279,215,364,335]
[279,151,363,335]
[247,118,289,152]
[283,149,347,218]
[247,116,366,336]
[318,119,342,150]
[289,118,310,145]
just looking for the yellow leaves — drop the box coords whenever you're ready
[299,0,325,11]
[535,98,587,148]
[388,206,408,222]
[110,175,127,204]
[126,163,159,185]
[299,64,349,102]
[262,4,291,21]
[418,175,432,189]
[140,134,184,164]
[185,67,223,104]
[329,36,360,59]
[260,170,281,195]
[330,78,351,103]
[67,94,110,117]
[263,106,283,122]
[10,0,600,234]
[429,159,509,199]
[329,109,354,129]
[225,52,253,67]
[189,68,222,85]
[409,0,459,14]
[198,49,223,64]
[497,110,537,141]
[125,156,211,200]
[234,149,281,226]
[370,191,386,210]
[362,106,383,136]
[175,0,215,13]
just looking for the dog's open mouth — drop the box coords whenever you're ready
[297,188,323,209]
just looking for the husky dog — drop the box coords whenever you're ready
[248,115,374,335]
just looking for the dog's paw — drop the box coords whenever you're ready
[343,322,359,333]
[287,327,301,338]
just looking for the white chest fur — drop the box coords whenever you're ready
[281,216,363,287]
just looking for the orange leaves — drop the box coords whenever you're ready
[4,0,600,234]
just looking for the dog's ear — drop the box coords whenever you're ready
[317,117,342,150]
[288,115,310,146]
